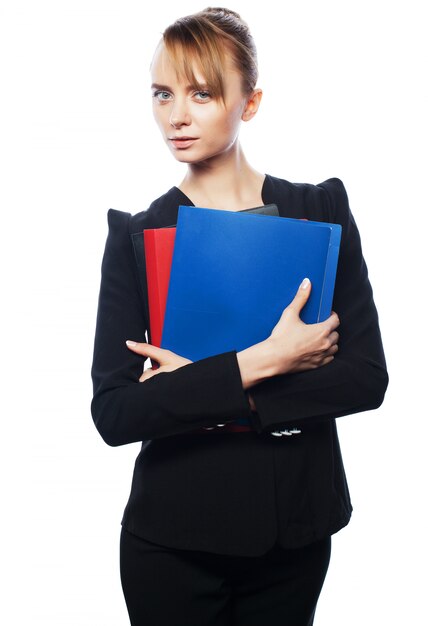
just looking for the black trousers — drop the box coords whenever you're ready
[120,527,331,626]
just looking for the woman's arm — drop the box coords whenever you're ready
[90,209,252,446]
[239,178,389,433]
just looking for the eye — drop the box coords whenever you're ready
[152,90,172,102]
[194,91,211,101]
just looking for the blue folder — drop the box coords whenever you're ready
[161,206,341,424]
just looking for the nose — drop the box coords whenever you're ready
[169,99,191,128]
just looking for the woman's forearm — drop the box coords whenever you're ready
[236,339,277,390]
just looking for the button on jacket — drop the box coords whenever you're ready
[90,174,388,557]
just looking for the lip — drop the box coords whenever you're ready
[169,136,197,140]
[169,137,198,149]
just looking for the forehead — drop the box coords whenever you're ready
[150,41,238,85]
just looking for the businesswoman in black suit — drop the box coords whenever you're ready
[90,7,388,625]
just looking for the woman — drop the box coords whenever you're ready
[90,7,388,625]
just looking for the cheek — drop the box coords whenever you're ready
[152,105,169,130]
[198,109,239,142]
[228,104,244,129]
[215,114,241,144]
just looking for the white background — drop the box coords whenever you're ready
[1,0,426,624]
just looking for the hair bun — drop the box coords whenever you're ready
[202,7,242,20]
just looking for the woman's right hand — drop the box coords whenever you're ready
[266,278,340,376]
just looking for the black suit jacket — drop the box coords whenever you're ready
[90,174,388,556]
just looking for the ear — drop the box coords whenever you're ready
[241,88,263,122]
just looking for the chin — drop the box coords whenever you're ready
[170,148,225,166]
[171,154,195,164]
[170,151,202,164]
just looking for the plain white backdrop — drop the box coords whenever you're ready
[1,0,426,624]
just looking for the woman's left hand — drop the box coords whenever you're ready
[125,340,193,382]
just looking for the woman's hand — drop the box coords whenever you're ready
[267,278,340,375]
[125,341,193,382]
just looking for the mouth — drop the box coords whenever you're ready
[169,137,198,149]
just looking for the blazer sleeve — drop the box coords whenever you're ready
[248,178,389,433]
[90,209,252,446]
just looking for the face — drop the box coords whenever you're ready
[150,42,260,165]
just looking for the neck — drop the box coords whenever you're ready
[178,143,265,211]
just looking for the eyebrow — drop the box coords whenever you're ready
[151,82,210,91]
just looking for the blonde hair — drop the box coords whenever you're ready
[158,7,258,105]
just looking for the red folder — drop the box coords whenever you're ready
[143,227,176,356]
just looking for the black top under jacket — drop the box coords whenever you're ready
[90,174,388,556]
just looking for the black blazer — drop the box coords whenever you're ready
[90,174,388,556]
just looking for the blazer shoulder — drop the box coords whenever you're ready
[103,209,132,253]
[106,208,131,229]
[266,174,349,221]
[316,177,349,204]
[316,177,352,225]
[269,173,346,198]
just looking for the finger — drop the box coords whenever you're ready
[139,367,151,382]
[329,311,340,328]
[286,278,312,315]
[322,355,335,366]
[312,353,336,368]
[126,340,167,360]
[326,343,339,356]
[328,331,340,347]
[139,368,157,382]
[320,311,340,333]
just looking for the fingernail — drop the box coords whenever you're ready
[300,278,310,290]
[126,340,137,346]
